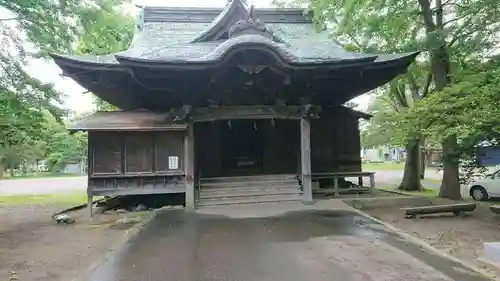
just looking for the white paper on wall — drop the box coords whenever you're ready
[168,156,179,170]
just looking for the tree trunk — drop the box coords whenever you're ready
[439,134,461,199]
[420,140,426,179]
[0,160,4,179]
[398,138,422,191]
[420,151,426,179]
[432,46,460,199]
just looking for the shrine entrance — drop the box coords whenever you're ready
[194,119,300,178]
[221,119,264,176]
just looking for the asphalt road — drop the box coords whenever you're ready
[0,170,443,196]
[0,176,87,195]
[85,208,487,281]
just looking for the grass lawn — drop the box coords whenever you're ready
[1,172,83,180]
[423,178,441,184]
[362,162,405,171]
[0,191,87,206]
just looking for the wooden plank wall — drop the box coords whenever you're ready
[311,112,362,173]
[194,120,299,177]
[88,131,185,178]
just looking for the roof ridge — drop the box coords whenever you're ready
[141,5,312,24]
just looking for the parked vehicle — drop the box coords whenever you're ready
[462,169,500,200]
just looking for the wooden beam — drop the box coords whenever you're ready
[191,105,320,122]
[87,132,93,219]
[300,118,313,204]
[184,123,195,210]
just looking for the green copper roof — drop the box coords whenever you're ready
[52,1,381,66]
[50,1,419,111]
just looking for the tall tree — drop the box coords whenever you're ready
[0,0,132,176]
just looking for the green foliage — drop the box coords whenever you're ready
[360,94,401,147]
[403,58,500,150]
[0,0,132,177]
[73,0,135,111]
[279,0,500,196]
[75,0,134,55]
[42,112,87,172]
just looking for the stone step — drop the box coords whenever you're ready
[199,185,300,193]
[199,187,302,199]
[197,194,303,206]
[200,174,297,184]
[200,180,299,189]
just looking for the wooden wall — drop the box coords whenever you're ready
[311,111,362,173]
[194,120,299,177]
[194,114,362,178]
[88,131,185,178]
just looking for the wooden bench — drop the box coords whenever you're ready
[311,172,375,196]
[489,205,500,214]
[401,203,477,219]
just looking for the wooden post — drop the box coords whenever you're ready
[87,184,93,219]
[300,118,313,204]
[86,134,93,219]
[358,176,363,186]
[333,176,339,196]
[184,123,195,210]
[369,173,375,189]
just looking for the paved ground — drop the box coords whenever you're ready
[0,170,442,195]
[85,203,489,281]
[0,176,87,195]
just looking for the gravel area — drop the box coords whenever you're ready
[362,198,500,279]
[0,203,147,281]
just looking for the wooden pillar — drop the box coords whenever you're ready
[300,118,313,204]
[358,176,363,186]
[87,183,93,219]
[184,123,195,210]
[369,173,375,189]
[333,176,339,196]
[87,133,93,218]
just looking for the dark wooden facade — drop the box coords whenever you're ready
[195,109,363,178]
[87,130,186,196]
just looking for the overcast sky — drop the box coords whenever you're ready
[3,0,372,114]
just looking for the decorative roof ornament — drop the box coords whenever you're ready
[228,5,285,43]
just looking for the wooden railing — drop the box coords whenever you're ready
[89,175,186,197]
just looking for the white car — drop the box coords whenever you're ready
[462,169,500,201]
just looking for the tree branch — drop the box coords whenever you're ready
[443,12,469,26]
[435,0,444,30]
[418,0,436,32]
[380,95,401,114]
[406,72,420,101]
[447,17,474,47]
[421,70,433,98]
[0,17,19,22]
[389,81,409,108]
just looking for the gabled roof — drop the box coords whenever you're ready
[52,0,391,67]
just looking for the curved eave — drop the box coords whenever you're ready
[50,53,138,110]
[114,43,379,71]
[50,53,125,71]
[373,51,420,67]
[333,51,420,103]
